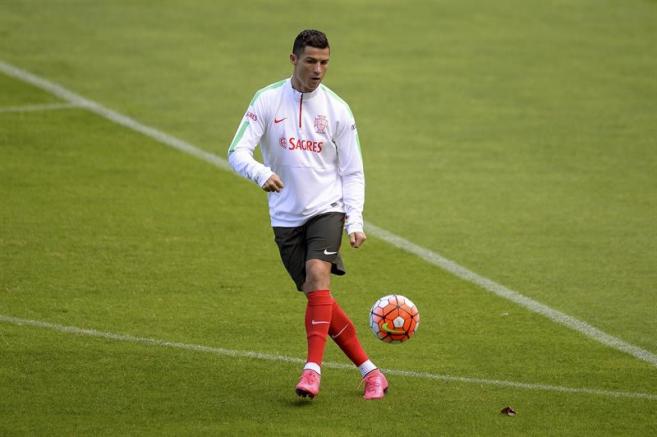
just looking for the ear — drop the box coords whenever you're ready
[290,53,297,65]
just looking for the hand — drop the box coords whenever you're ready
[349,231,367,248]
[261,173,284,192]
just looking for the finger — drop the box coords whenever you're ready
[263,179,281,192]
[355,233,367,248]
[349,233,356,248]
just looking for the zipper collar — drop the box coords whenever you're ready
[288,77,321,100]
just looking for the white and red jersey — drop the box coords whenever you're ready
[227,78,365,234]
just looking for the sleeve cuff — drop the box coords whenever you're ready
[255,167,274,187]
[345,221,364,235]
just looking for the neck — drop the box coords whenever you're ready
[291,76,313,93]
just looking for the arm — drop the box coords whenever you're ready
[336,115,366,247]
[227,97,277,189]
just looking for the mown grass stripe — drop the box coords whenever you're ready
[2,314,655,401]
[0,60,231,172]
[1,59,655,369]
[0,102,78,113]
[364,222,657,368]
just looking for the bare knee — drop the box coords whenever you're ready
[303,259,331,293]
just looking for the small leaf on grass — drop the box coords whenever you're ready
[500,406,517,416]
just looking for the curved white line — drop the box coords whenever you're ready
[1,314,655,400]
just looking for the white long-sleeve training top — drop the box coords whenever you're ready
[227,78,365,234]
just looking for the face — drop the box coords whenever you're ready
[290,46,330,93]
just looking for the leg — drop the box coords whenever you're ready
[302,214,388,399]
[328,302,373,371]
[302,259,332,293]
[303,252,387,399]
[273,225,327,397]
[296,278,333,398]
[299,214,343,374]
[296,260,334,398]
[300,259,334,372]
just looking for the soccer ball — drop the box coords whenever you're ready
[369,294,420,343]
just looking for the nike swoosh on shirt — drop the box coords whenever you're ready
[274,117,286,123]
[311,320,330,325]
[323,249,337,255]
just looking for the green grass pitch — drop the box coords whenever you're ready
[1,0,656,435]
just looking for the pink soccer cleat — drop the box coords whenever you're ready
[362,369,388,400]
[295,369,321,398]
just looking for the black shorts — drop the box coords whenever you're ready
[273,212,346,291]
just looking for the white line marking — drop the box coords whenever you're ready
[0,61,230,172]
[0,102,79,113]
[1,59,656,369]
[1,314,655,401]
[364,223,657,368]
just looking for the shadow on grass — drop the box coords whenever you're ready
[284,398,316,408]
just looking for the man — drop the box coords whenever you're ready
[227,29,387,400]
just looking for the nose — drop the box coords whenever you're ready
[313,63,322,74]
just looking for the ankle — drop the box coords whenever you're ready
[303,362,321,375]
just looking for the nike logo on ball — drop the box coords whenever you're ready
[323,249,337,255]
[274,117,287,124]
[381,322,405,334]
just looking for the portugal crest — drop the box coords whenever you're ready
[314,115,328,134]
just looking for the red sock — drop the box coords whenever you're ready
[329,300,369,366]
[304,290,334,367]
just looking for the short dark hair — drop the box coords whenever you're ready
[292,29,330,57]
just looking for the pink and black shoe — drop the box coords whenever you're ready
[295,369,321,398]
[362,369,388,400]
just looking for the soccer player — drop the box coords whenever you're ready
[227,29,388,400]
